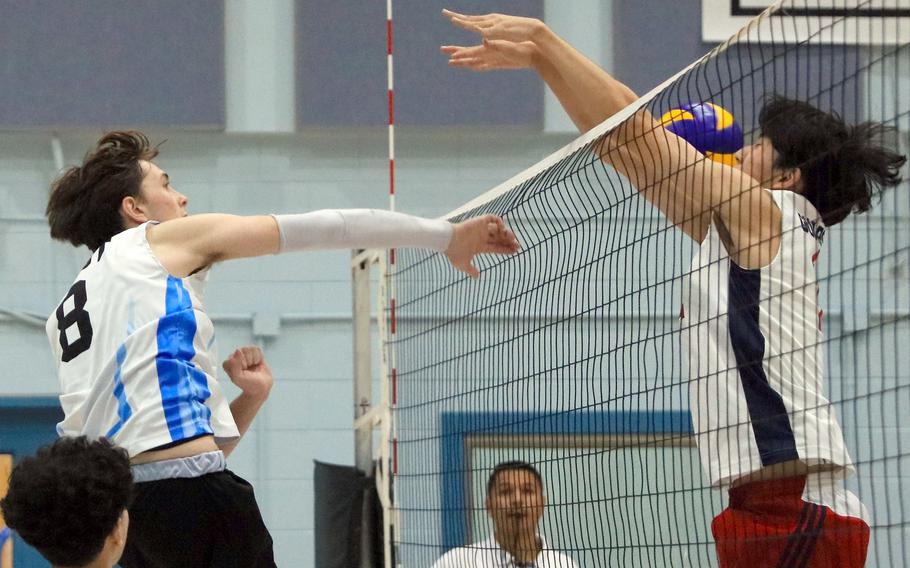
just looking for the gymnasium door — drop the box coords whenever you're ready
[0,399,63,568]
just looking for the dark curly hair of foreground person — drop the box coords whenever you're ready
[0,436,133,566]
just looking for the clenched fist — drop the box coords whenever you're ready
[222,346,274,399]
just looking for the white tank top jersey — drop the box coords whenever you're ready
[45,222,239,457]
[682,190,853,487]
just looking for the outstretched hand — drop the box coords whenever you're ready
[441,40,538,72]
[222,346,274,399]
[442,9,543,44]
[446,215,520,278]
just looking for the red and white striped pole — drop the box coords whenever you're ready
[386,0,398,482]
[387,0,396,215]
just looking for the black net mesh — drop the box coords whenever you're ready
[386,2,909,566]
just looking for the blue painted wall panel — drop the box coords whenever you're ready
[0,400,64,568]
[0,0,224,128]
[297,0,543,126]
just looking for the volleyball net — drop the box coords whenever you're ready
[376,2,909,566]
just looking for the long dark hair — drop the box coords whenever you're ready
[759,96,906,226]
[46,131,160,250]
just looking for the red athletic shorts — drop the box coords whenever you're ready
[712,474,869,568]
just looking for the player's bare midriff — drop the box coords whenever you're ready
[130,434,220,465]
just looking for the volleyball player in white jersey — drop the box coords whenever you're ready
[442,10,905,567]
[45,131,520,567]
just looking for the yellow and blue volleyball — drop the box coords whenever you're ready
[659,102,743,165]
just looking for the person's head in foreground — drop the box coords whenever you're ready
[46,131,187,251]
[0,437,132,568]
[486,461,546,558]
[737,95,906,227]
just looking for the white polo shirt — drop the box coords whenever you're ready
[431,535,578,568]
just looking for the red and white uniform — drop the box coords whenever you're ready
[682,190,869,567]
[683,190,851,486]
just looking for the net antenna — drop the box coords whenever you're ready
[360,0,910,566]
[350,0,397,567]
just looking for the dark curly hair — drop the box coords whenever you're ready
[46,131,160,251]
[759,96,907,226]
[0,437,133,566]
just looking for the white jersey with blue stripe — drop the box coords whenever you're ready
[46,222,239,457]
[682,190,852,486]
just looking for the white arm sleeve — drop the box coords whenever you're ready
[272,209,454,253]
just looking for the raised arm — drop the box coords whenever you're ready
[146,209,520,278]
[602,111,780,263]
[442,10,636,134]
[442,10,781,266]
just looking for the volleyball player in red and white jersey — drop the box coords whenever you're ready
[44,131,519,566]
[442,10,906,567]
